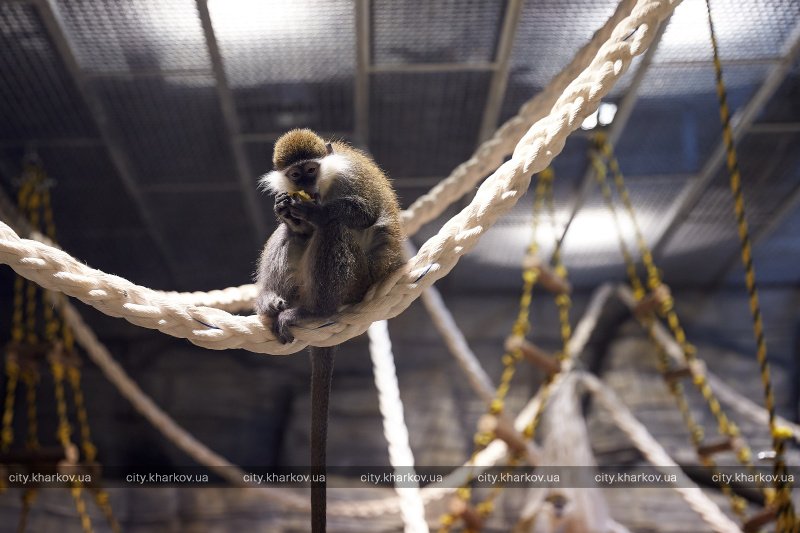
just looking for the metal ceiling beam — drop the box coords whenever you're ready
[195,0,266,242]
[650,21,800,258]
[749,122,800,134]
[477,0,524,143]
[369,62,497,74]
[656,57,779,68]
[555,20,669,251]
[0,138,104,148]
[354,0,370,148]
[142,183,243,194]
[84,68,211,80]
[32,0,179,283]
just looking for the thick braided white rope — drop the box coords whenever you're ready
[150,0,638,313]
[368,320,429,533]
[0,0,680,356]
[579,372,742,533]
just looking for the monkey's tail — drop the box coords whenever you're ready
[310,346,335,533]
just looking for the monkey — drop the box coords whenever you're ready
[255,129,404,532]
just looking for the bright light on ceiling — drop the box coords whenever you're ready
[207,0,312,41]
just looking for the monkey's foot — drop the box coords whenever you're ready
[274,308,303,344]
[255,292,287,318]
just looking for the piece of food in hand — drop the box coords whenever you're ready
[289,190,313,202]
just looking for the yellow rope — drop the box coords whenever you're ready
[705,1,795,529]
[1,356,19,453]
[16,489,37,533]
[590,141,749,519]
[438,171,552,531]
[596,134,751,453]
[519,170,573,442]
[3,165,104,533]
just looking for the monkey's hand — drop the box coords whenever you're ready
[288,196,326,227]
[275,192,314,234]
[274,192,295,222]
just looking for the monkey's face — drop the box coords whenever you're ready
[259,159,321,197]
[259,140,347,199]
[285,160,320,190]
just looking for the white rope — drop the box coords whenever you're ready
[368,320,429,533]
[579,372,743,533]
[0,0,681,355]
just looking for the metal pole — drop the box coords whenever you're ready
[195,0,267,241]
[33,0,180,283]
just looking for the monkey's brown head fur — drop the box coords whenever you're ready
[272,128,329,170]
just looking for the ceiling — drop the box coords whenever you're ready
[0,0,799,294]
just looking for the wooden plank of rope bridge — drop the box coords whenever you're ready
[478,414,530,458]
[504,335,560,376]
[742,506,777,533]
[663,360,707,383]
[632,284,672,318]
[521,255,571,295]
[696,437,737,459]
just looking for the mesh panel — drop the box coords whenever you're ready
[660,132,800,285]
[209,0,354,87]
[92,76,236,184]
[148,191,258,289]
[372,0,505,65]
[655,0,799,63]
[234,81,354,134]
[744,205,800,284]
[500,0,621,123]
[758,69,800,122]
[55,0,210,73]
[615,63,769,176]
[0,143,141,230]
[59,229,172,288]
[245,140,277,178]
[560,175,691,287]
[370,71,490,178]
[0,2,97,140]
[207,0,355,134]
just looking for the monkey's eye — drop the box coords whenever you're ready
[306,165,316,175]
[290,170,301,179]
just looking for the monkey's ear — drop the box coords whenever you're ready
[325,143,333,155]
